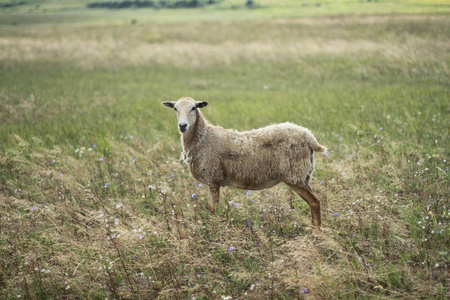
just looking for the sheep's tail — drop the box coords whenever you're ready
[310,140,327,153]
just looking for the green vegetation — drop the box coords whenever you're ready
[0,1,449,299]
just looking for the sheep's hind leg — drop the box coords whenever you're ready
[207,184,220,213]
[286,183,321,230]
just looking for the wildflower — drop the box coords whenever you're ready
[104,182,109,187]
[320,181,325,184]
[244,219,250,227]
[93,144,96,148]
[191,193,196,198]
[301,289,308,293]
[39,204,44,207]
[137,234,143,240]
[50,160,55,165]
[198,183,203,187]
[373,285,383,289]
[333,213,339,217]
[65,285,71,290]
[246,190,251,196]
[31,206,38,211]
[131,157,135,162]
[58,174,62,177]
[325,153,330,158]
[227,247,235,251]
[379,127,383,130]
[256,242,260,247]
[339,136,343,141]
[437,231,442,234]
[99,158,104,161]
[171,174,175,177]
[233,203,238,208]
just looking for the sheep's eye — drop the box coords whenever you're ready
[174,108,178,112]
[191,107,196,112]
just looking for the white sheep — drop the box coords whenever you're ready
[162,97,327,229]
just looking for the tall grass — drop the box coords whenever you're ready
[0,8,449,299]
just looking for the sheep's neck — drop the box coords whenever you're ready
[182,110,206,155]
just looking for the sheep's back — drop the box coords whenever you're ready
[205,123,316,186]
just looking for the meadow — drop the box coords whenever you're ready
[0,1,449,299]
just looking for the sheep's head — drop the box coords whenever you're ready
[162,97,208,133]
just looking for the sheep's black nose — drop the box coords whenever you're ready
[179,124,187,132]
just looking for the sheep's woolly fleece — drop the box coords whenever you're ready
[174,97,327,190]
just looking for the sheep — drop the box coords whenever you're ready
[162,97,327,229]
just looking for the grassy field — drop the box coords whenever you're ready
[1,1,449,299]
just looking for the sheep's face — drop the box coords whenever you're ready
[162,98,208,133]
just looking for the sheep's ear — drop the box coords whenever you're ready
[195,101,208,108]
[162,101,176,108]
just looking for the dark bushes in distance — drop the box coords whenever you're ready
[0,1,27,8]
[86,0,220,9]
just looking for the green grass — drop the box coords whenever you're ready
[0,2,449,299]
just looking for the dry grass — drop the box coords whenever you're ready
[1,16,448,70]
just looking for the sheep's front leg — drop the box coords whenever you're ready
[207,184,220,213]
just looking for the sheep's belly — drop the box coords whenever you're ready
[221,178,281,190]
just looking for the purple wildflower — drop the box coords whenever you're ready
[246,190,251,196]
[244,219,250,227]
[31,206,38,211]
[93,144,97,148]
[98,158,104,161]
[301,289,308,293]
[227,247,235,251]
[104,182,109,187]
[379,127,383,131]
[131,157,135,162]
[320,181,325,184]
[198,184,203,187]
[233,203,238,208]
[50,160,55,165]
[191,193,196,198]
[137,234,143,240]
[333,213,339,217]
